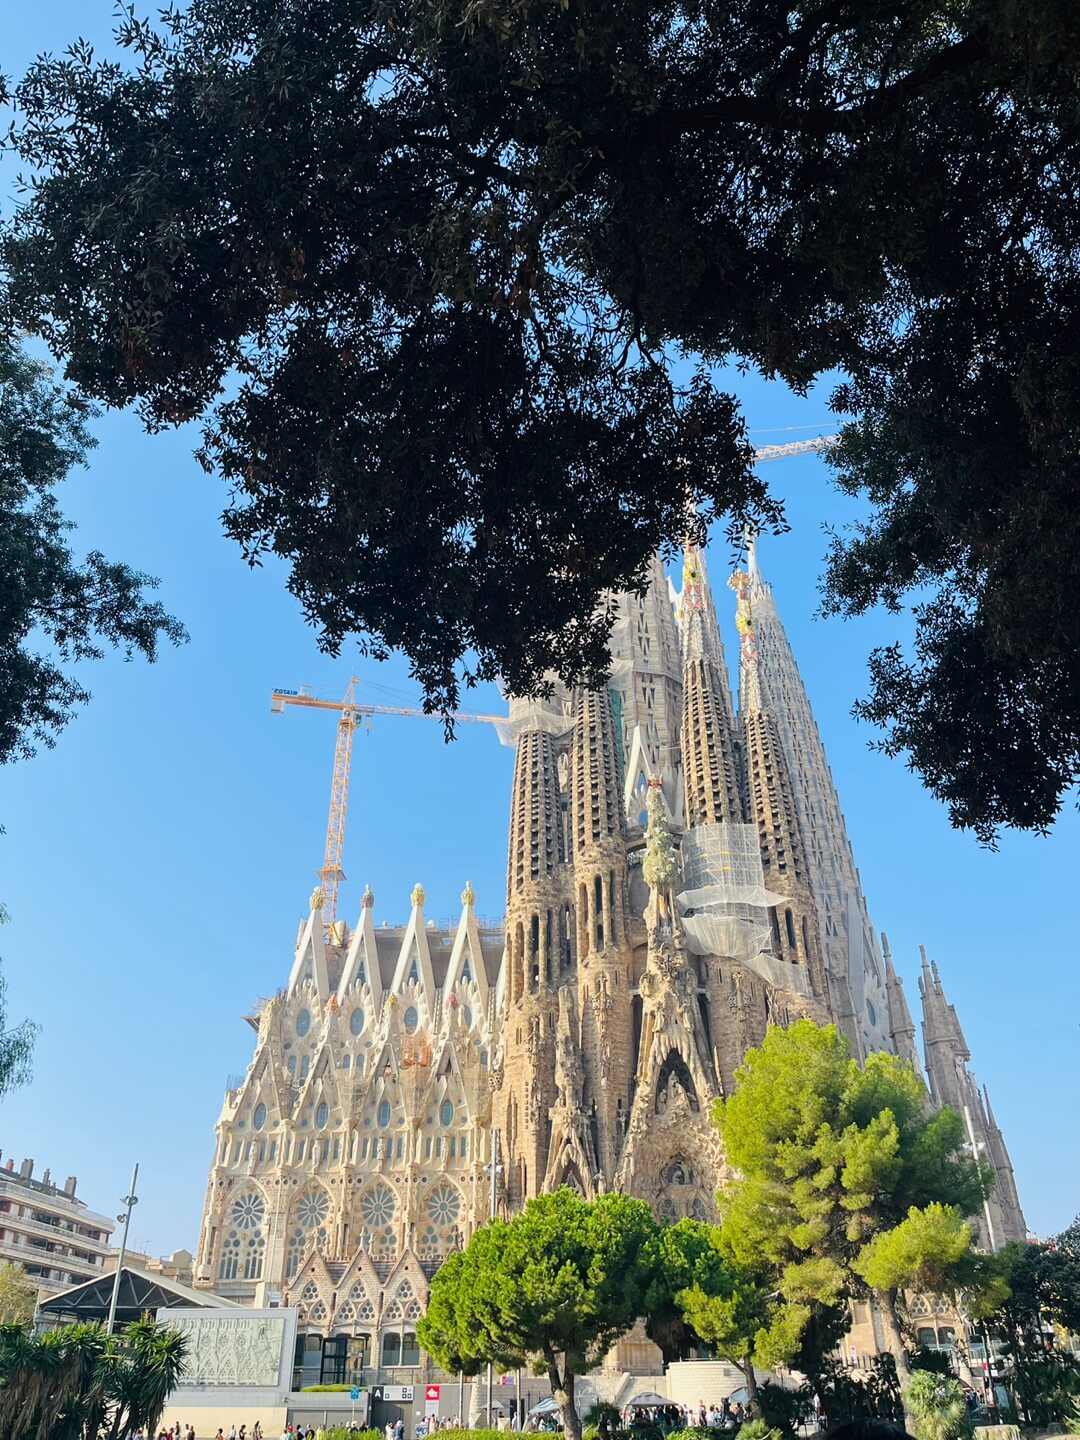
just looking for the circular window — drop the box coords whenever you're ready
[350,1007,365,1037]
[316,1102,329,1129]
[296,1009,311,1038]
[253,1103,266,1131]
[403,1005,419,1035]
[866,999,878,1028]
[231,1191,266,1230]
[427,1183,461,1225]
[296,1188,329,1230]
[377,1099,391,1128]
[439,1099,454,1127]
[360,1182,396,1227]
[462,1005,473,1029]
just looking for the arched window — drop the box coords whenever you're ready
[403,1006,419,1035]
[439,1099,454,1127]
[785,909,797,950]
[377,1099,391,1127]
[296,1009,311,1038]
[253,1102,266,1130]
[316,1102,329,1129]
[350,1007,365,1036]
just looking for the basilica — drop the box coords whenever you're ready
[194,542,1026,1384]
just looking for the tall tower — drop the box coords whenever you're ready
[733,568,828,1006]
[567,687,636,1187]
[611,554,685,826]
[495,689,572,1207]
[918,950,1027,1245]
[741,539,889,1055]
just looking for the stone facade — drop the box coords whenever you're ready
[196,540,1026,1379]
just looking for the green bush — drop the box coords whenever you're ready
[903,1372,972,1440]
[584,1402,622,1433]
[302,1383,363,1391]
[757,1380,813,1437]
[668,1429,713,1440]
[584,1428,600,1440]
[736,1421,781,1440]
[324,1430,381,1440]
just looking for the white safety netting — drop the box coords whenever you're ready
[676,823,812,997]
[493,695,575,748]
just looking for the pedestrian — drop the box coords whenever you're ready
[395,1419,405,1440]
[240,1427,248,1440]
[279,1425,291,1440]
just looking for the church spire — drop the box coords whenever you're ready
[681,543,743,829]
[918,952,1027,1244]
[731,568,827,1003]
[881,932,920,1071]
[737,538,889,1054]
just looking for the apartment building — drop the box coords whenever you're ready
[0,1154,115,1296]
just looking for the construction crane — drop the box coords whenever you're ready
[273,433,834,929]
[270,678,504,928]
[752,434,837,464]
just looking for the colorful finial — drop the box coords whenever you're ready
[361,884,375,910]
[310,885,326,912]
[410,882,426,909]
[461,880,476,908]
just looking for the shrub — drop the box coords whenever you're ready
[903,1372,972,1440]
[758,1381,815,1437]
[668,1429,713,1440]
[584,1402,622,1433]
[736,1421,781,1440]
[324,1430,381,1440]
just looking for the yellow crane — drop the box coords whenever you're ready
[272,433,835,928]
[270,678,504,927]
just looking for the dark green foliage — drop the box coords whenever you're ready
[418,1190,659,1440]
[6,0,1080,835]
[981,1221,1080,1426]
[0,340,186,768]
[909,1349,957,1379]
[755,1380,813,1437]
[0,1317,188,1440]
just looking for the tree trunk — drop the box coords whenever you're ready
[874,1287,913,1407]
[742,1358,763,1420]
[544,1347,582,1440]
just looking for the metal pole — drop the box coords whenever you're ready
[961,1102,998,1253]
[487,1129,499,1427]
[459,1372,465,1425]
[516,1369,522,1431]
[105,1162,139,1337]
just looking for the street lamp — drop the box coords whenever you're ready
[484,1131,504,1428]
[105,1162,140,1337]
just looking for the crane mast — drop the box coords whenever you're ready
[271,432,833,928]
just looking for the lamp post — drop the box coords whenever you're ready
[484,1130,502,1428]
[105,1162,139,1337]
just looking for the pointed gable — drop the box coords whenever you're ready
[337,890,383,1010]
[288,899,330,1000]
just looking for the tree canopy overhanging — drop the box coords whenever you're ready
[4,0,1080,836]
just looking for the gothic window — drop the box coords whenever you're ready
[301,1281,320,1304]
[462,1005,473,1029]
[403,1006,419,1034]
[350,1007,365,1036]
[397,1280,414,1301]
[336,1303,356,1324]
[377,1100,391,1127]
[218,1229,241,1280]
[384,1299,403,1323]
[296,1009,311,1038]
[286,1186,330,1277]
[222,1189,266,1281]
[316,1102,329,1128]
[309,1301,327,1323]
[439,1099,454,1127]
[253,1103,267,1130]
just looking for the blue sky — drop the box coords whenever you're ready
[1,3,1076,1257]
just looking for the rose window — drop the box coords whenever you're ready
[360,1182,396,1227]
[231,1192,266,1231]
[297,1187,330,1229]
[427,1184,461,1226]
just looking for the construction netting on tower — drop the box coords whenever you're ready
[676,822,812,996]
